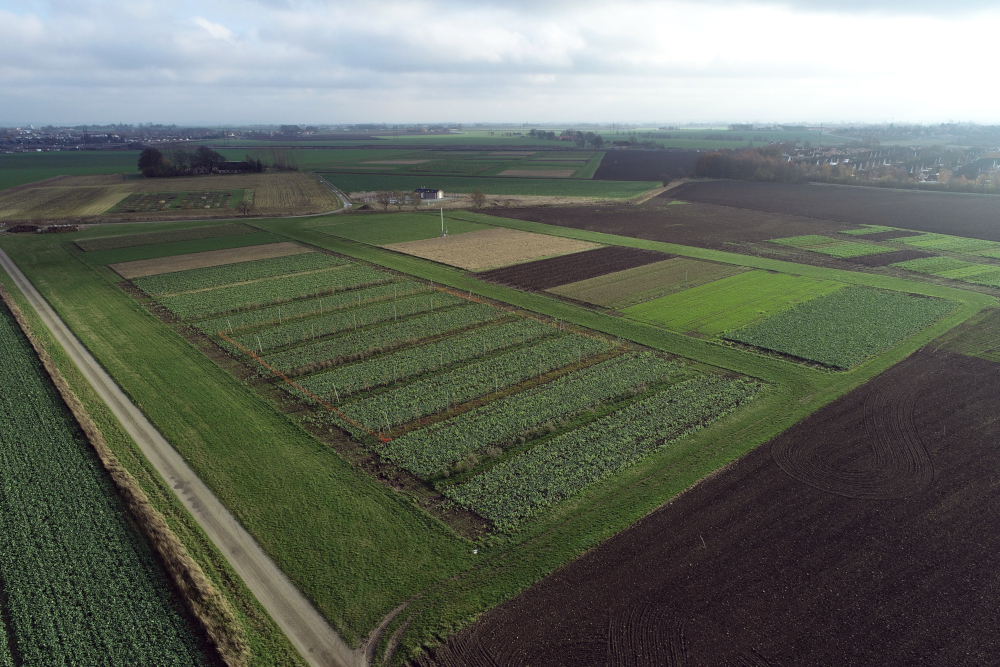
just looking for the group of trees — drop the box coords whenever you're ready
[695,143,805,183]
[526,129,606,148]
[137,147,265,178]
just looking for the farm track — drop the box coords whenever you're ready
[417,347,1000,666]
[0,247,363,667]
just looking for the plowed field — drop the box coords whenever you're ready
[475,246,671,290]
[593,150,701,181]
[418,348,1000,666]
[672,180,1000,241]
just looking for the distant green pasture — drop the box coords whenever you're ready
[0,151,141,191]
[323,173,657,198]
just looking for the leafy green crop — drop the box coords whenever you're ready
[158,264,396,318]
[381,352,682,478]
[445,374,762,529]
[133,252,348,296]
[892,256,1000,288]
[336,334,611,430]
[838,225,900,236]
[769,235,893,258]
[0,305,207,665]
[725,286,955,369]
[260,303,504,371]
[299,318,554,397]
[194,280,432,333]
[896,232,1000,255]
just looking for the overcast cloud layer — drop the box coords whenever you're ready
[2,0,997,125]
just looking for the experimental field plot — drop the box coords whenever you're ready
[122,237,762,532]
[768,235,895,258]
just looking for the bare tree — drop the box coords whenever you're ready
[375,191,393,211]
[239,200,254,217]
[471,188,487,209]
[392,190,407,211]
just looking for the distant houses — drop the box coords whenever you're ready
[414,187,444,199]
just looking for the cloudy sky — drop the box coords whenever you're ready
[2,0,997,126]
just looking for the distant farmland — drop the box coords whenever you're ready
[324,173,659,198]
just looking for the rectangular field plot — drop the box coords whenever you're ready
[76,222,257,252]
[838,225,900,236]
[549,257,748,308]
[769,235,894,258]
[725,287,955,369]
[895,232,1000,255]
[383,227,601,271]
[622,270,843,336]
[320,213,493,245]
[476,245,671,291]
[131,250,342,293]
[893,256,1000,288]
[111,241,314,279]
[444,374,762,529]
[0,303,208,666]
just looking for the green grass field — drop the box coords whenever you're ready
[622,270,844,336]
[318,212,493,244]
[0,151,141,191]
[549,257,749,308]
[323,173,658,198]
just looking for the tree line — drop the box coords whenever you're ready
[138,147,265,178]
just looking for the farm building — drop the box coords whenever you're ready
[191,164,210,175]
[414,188,444,199]
[214,161,251,175]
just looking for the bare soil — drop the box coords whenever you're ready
[382,228,600,271]
[475,246,671,291]
[109,242,311,279]
[593,150,701,181]
[672,180,1000,241]
[417,347,1000,666]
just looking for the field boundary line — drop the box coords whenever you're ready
[0,246,364,667]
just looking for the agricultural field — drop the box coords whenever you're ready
[110,241,311,279]
[0,151,141,191]
[76,221,258,252]
[131,249,342,292]
[324,173,659,198]
[0,301,210,665]
[549,257,749,308]
[893,232,1000,256]
[475,245,670,291]
[768,234,895,258]
[0,171,339,221]
[892,256,1000,288]
[319,212,493,245]
[592,149,700,181]
[725,287,955,368]
[382,227,601,270]
[622,270,843,336]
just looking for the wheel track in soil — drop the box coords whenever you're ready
[0,246,363,667]
[771,356,933,499]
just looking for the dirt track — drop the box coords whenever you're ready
[418,348,1000,666]
[0,247,362,667]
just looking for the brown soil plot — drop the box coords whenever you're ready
[418,348,1000,666]
[475,246,671,291]
[382,227,599,271]
[110,242,311,279]
[549,257,750,308]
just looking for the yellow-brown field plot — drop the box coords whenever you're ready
[110,242,311,279]
[383,227,600,271]
[549,257,750,309]
[498,169,575,178]
[123,173,340,215]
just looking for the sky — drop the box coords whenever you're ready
[2,0,998,126]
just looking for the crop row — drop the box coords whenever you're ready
[336,334,612,431]
[194,280,432,333]
[892,256,1000,287]
[445,374,762,529]
[158,264,396,319]
[299,318,555,398]
[260,303,504,372]
[233,292,465,352]
[381,352,682,478]
[896,232,1000,255]
[725,287,954,369]
[134,251,348,296]
[0,306,207,665]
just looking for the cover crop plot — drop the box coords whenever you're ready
[381,352,682,478]
[838,225,900,236]
[335,334,611,431]
[260,303,504,372]
[299,318,553,397]
[195,280,431,333]
[0,304,207,666]
[133,251,346,295]
[75,222,256,252]
[769,235,893,258]
[234,292,466,352]
[623,270,843,336]
[725,287,954,369]
[549,257,748,309]
[895,233,1000,255]
[157,264,395,318]
[893,256,1000,288]
[445,374,762,529]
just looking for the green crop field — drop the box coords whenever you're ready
[893,256,1000,288]
[0,151,141,191]
[324,173,658,198]
[895,232,1000,255]
[0,302,209,666]
[725,287,956,369]
[319,212,493,244]
[77,231,282,266]
[133,252,347,295]
[623,270,844,336]
[769,235,894,258]
[838,225,901,236]
[76,222,258,252]
[549,257,749,308]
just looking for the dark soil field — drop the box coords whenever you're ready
[488,197,857,251]
[418,347,1000,666]
[671,181,1000,241]
[475,245,671,290]
[593,150,701,181]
